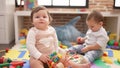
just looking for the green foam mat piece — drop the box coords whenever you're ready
[94,58,111,68]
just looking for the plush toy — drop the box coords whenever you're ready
[54,16,85,48]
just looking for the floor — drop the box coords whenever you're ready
[0,41,15,56]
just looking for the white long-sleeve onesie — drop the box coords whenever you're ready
[26,26,59,59]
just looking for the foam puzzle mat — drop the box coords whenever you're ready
[1,45,120,68]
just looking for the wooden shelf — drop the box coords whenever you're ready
[14,11,120,44]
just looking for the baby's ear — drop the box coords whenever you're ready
[100,21,103,25]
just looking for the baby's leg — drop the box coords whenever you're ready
[84,50,103,63]
[29,57,44,68]
[68,45,84,54]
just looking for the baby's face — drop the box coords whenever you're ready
[86,18,103,32]
[32,10,50,30]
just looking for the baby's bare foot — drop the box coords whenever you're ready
[70,62,91,68]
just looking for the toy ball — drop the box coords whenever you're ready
[114,41,119,46]
[108,40,115,46]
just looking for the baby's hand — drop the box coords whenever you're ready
[81,47,89,53]
[39,54,50,63]
[76,37,83,44]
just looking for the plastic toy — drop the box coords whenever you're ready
[109,33,116,40]
[20,39,26,45]
[0,58,25,68]
[107,40,120,50]
[10,61,25,68]
[49,52,62,63]
[58,41,67,49]
[0,57,12,68]
[107,32,120,49]
[20,28,28,36]
[54,16,85,47]
[107,40,115,46]
[107,45,120,50]
[0,48,9,53]
[19,28,28,45]
[48,52,62,68]
[103,52,108,56]
[24,0,37,10]
[0,57,12,64]
[114,41,119,46]
[0,63,10,68]
[102,56,113,64]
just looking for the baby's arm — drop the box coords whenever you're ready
[39,54,50,63]
[53,28,67,57]
[26,29,42,59]
[81,43,101,53]
[77,37,87,44]
[82,34,109,53]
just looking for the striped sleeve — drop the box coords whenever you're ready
[26,28,42,59]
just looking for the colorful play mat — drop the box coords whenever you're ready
[1,44,120,68]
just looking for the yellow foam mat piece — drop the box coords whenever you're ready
[112,50,120,58]
[3,49,29,61]
[23,51,29,60]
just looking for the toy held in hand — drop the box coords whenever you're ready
[48,52,62,68]
[77,37,83,44]
[49,52,62,63]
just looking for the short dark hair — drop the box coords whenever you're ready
[86,10,104,23]
[31,6,53,22]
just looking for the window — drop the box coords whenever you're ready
[15,0,24,7]
[16,0,88,8]
[113,0,120,9]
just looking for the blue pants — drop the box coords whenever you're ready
[68,45,103,62]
